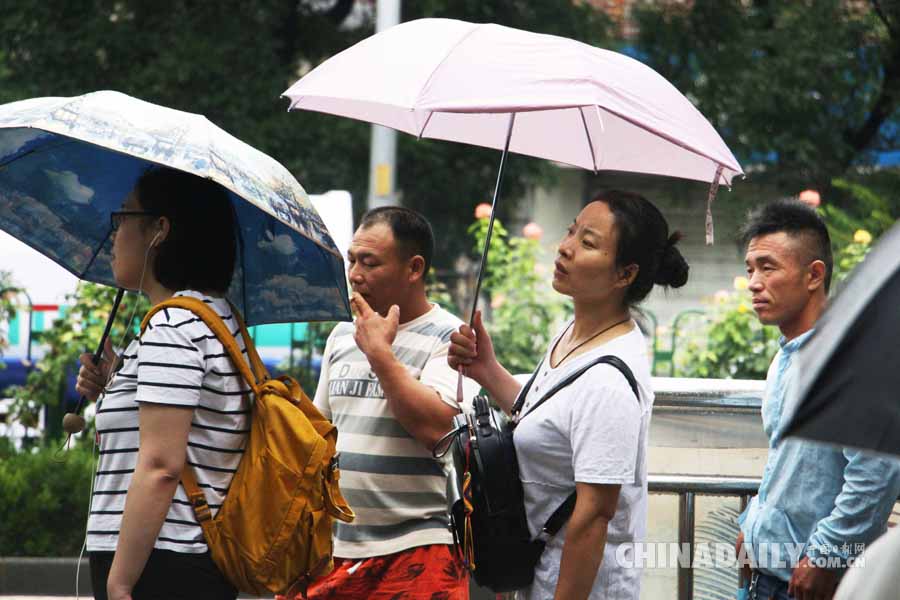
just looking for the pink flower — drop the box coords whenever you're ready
[522,222,543,240]
[798,189,821,207]
[474,203,492,220]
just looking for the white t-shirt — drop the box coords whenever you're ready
[86,291,252,554]
[513,321,653,600]
[314,303,480,558]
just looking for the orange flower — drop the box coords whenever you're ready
[798,189,821,207]
[522,222,543,240]
[474,203,492,220]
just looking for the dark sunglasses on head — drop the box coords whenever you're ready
[109,210,156,231]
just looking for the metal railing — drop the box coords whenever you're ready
[648,377,764,600]
[648,474,761,600]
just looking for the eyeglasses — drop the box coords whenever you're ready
[109,210,155,231]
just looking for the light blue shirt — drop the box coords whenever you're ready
[739,329,900,581]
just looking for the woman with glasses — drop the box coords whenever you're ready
[448,191,689,600]
[77,167,245,600]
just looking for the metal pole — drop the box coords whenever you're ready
[677,491,695,600]
[367,0,401,210]
[468,113,516,325]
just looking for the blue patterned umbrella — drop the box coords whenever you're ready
[0,90,350,326]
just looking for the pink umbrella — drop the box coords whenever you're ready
[283,18,744,318]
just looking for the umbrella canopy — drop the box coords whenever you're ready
[0,91,350,326]
[781,221,900,456]
[283,18,743,186]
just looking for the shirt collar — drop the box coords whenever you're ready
[778,328,816,354]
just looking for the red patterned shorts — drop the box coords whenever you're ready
[300,544,469,600]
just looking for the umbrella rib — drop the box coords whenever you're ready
[579,107,599,174]
[417,111,434,139]
[0,137,77,169]
[594,103,741,177]
[80,227,113,280]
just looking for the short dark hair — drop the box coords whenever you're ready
[591,190,689,306]
[359,206,435,274]
[738,199,833,292]
[134,167,237,294]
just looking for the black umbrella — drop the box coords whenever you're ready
[782,221,900,456]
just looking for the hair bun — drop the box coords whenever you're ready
[654,231,689,288]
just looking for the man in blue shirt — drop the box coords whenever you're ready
[736,200,900,600]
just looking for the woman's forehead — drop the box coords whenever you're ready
[577,201,615,231]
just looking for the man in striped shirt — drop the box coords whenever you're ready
[308,207,478,599]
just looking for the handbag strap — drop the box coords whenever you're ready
[510,358,543,417]
[514,355,639,422]
[515,355,641,538]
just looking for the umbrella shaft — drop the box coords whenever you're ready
[469,114,516,325]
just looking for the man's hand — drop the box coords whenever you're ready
[788,556,838,600]
[735,531,752,588]
[350,292,399,365]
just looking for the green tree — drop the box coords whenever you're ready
[8,284,149,439]
[0,271,19,361]
[468,215,571,374]
[822,175,897,250]
[633,0,900,194]
[674,283,780,380]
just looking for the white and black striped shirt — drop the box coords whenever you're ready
[86,290,251,554]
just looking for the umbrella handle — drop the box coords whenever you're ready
[468,113,516,326]
[62,288,126,434]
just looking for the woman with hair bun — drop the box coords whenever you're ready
[449,190,688,600]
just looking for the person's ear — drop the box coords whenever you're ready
[808,259,827,292]
[615,264,639,289]
[408,255,426,283]
[151,216,171,248]
[408,255,426,282]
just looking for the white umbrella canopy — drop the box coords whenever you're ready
[284,18,743,186]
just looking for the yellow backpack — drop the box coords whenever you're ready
[139,297,354,597]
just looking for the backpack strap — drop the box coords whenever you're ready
[139,296,266,392]
[517,355,641,540]
[139,296,266,528]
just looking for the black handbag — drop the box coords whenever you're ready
[435,355,639,593]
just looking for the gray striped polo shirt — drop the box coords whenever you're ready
[314,303,479,559]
